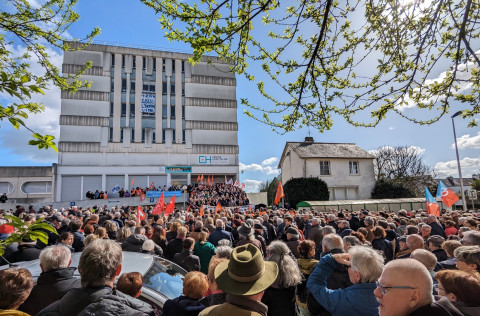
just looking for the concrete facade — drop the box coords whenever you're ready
[278,138,376,200]
[0,166,56,203]
[57,43,239,202]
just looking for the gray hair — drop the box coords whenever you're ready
[348,246,384,283]
[343,236,362,248]
[323,234,344,251]
[215,219,224,228]
[364,216,374,226]
[79,239,123,288]
[142,240,155,252]
[463,231,480,246]
[134,226,145,235]
[267,241,302,288]
[40,245,72,272]
[322,225,336,236]
[215,245,232,259]
[217,239,232,247]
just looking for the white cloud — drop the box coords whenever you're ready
[240,157,280,175]
[395,54,477,110]
[388,126,396,130]
[243,179,265,193]
[452,132,480,149]
[434,156,480,177]
[0,44,62,162]
[261,157,278,166]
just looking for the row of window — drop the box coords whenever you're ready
[319,161,359,175]
[112,103,186,118]
[0,181,52,195]
[118,80,185,96]
[112,56,185,73]
[108,128,186,143]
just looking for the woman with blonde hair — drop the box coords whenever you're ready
[163,271,208,316]
[116,226,132,243]
[193,231,216,274]
[261,240,302,316]
[103,220,117,240]
[166,222,181,242]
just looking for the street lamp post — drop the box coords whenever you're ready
[451,111,467,212]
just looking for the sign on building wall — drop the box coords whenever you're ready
[165,166,192,173]
[141,94,155,114]
[198,155,229,165]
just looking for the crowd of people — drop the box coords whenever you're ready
[85,184,184,199]
[188,183,250,207]
[0,201,479,316]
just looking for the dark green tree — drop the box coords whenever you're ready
[371,179,415,199]
[283,177,329,209]
[472,179,480,191]
[0,0,100,150]
[260,177,279,206]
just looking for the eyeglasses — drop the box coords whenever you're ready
[376,282,416,295]
[433,284,445,291]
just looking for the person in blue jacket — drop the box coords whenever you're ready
[306,246,384,316]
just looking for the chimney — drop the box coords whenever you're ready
[304,136,314,143]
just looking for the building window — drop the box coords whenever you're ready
[153,59,156,71]
[121,79,126,92]
[349,161,359,175]
[111,55,115,67]
[142,128,145,143]
[182,130,185,143]
[172,61,175,73]
[149,84,155,93]
[182,61,185,72]
[131,129,135,142]
[171,84,175,95]
[110,102,114,117]
[21,181,52,194]
[182,105,185,119]
[109,127,113,142]
[111,79,114,92]
[171,106,175,118]
[162,105,167,118]
[153,131,156,142]
[132,58,136,69]
[120,129,124,142]
[319,161,330,175]
[121,103,126,117]
[122,55,125,68]
[130,104,135,117]
[143,57,146,70]
[182,87,185,96]
[162,82,167,95]
[172,130,176,143]
[131,81,135,93]
[162,59,165,72]
[162,129,166,142]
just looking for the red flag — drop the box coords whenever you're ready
[152,192,165,215]
[149,181,155,189]
[186,205,191,213]
[199,205,204,217]
[290,210,296,215]
[248,205,253,211]
[196,175,200,182]
[274,181,285,204]
[137,206,146,221]
[436,180,460,207]
[200,174,204,184]
[165,195,175,215]
[130,178,135,187]
[215,202,222,213]
[140,193,145,201]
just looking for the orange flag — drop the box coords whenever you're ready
[152,192,164,215]
[259,211,266,216]
[274,181,285,204]
[248,205,253,211]
[215,202,222,213]
[290,210,296,215]
[196,175,200,182]
[200,174,204,184]
[165,195,175,215]
[186,205,191,213]
[137,206,146,221]
[130,178,135,187]
[199,205,204,217]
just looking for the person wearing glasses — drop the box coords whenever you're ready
[306,246,384,316]
[374,259,463,316]
[434,269,480,315]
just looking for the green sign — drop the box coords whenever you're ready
[165,166,192,173]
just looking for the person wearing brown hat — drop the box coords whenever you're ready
[236,223,264,256]
[199,244,278,316]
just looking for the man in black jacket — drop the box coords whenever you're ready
[20,245,81,315]
[37,239,154,316]
[173,237,200,271]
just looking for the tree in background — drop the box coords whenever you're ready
[0,0,99,150]
[283,177,329,209]
[371,146,435,197]
[260,177,279,206]
[142,0,479,133]
[472,179,480,191]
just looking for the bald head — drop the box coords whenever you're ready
[410,249,437,271]
[383,259,433,299]
[406,234,424,251]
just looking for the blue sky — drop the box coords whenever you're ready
[0,0,479,192]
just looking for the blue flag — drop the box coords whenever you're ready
[425,187,440,216]
[112,184,120,193]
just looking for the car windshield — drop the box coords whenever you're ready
[142,257,185,300]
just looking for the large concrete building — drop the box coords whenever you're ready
[278,137,376,200]
[56,43,239,202]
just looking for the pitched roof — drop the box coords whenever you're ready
[278,141,374,168]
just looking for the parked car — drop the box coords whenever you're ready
[1,251,187,314]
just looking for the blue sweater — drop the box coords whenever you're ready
[306,254,379,316]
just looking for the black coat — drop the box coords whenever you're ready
[372,237,394,262]
[20,267,81,316]
[263,221,277,245]
[7,243,42,263]
[72,231,85,253]
[163,295,206,316]
[173,249,201,272]
[121,234,163,257]
[429,222,447,238]
[164,238,185,261]
[262,286,299,316]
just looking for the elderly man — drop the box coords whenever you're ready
[320,234,352,290]
[397,234,424,259]
[420,225,432,241]
[208,219,234,247]
[20,245,81,315]
[374,259,462,315]
[122,226,163,257]
[308,217,322,246]
[307,246,384,316]
[427,215,446,238]
[37,239,154,316]
[462,231,480,246]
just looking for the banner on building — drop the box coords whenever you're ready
[141,94,155,114]
[198,155,229,165]
[146,191,182,198]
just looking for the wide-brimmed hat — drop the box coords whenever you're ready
[215,244,278,296]
[238,223,254,236]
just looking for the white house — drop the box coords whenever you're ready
[278,137,376,200]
